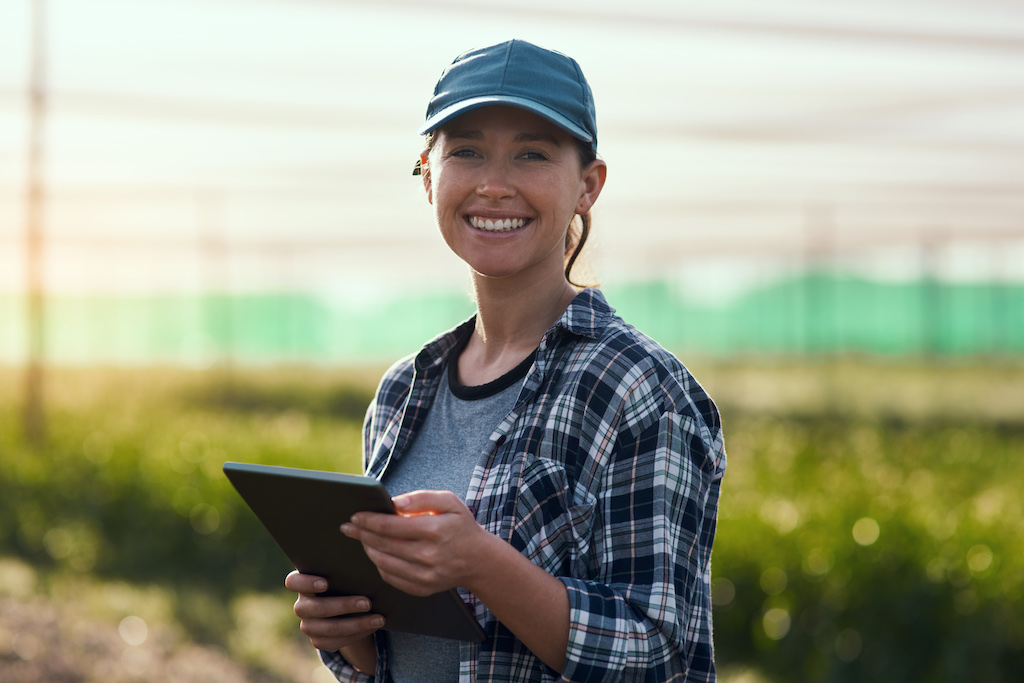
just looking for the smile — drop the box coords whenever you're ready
[469,216,528,232]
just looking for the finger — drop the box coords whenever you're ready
[363,541,454,596]
[363,539,436,575]
[366,551,440,597]
[393,490,465,516]
[345,511,431,542]
[355,529,422,575]
[285,570,329,594]
[301,614,385,651]
[375,571,438,598]
[293,593,374,619]
[364,542,455,597]
[354,520,452,569]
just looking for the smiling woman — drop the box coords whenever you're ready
[419,117,601,288]
[283,39,727,683]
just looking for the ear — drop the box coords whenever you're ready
[575,159,607,216]
[420,152,433,204]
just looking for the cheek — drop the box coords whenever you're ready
[543,178,586,219]
[433,185,460,222]
[430,182,463,241]
[429,167,466,212]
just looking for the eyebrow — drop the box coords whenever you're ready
[515,131,561,145]
[445,130,562,145]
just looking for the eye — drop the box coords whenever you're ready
[449,147,480,159]
[519,150,549,161]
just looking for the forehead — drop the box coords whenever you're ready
[437,105,574,144]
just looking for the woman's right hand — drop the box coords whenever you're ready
[285,570,382,673]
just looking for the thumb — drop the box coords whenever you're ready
[392,489,464,516]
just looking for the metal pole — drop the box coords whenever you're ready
[23,0,47,447]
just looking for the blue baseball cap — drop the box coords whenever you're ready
[419,39,598,149]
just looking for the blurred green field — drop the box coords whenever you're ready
[1,361,1022,682]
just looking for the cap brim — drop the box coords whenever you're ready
[418,95,594,144]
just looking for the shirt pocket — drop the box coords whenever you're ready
[510,454,597,580]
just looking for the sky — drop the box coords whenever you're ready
[1,0,1023,300]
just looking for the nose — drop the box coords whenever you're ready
[475,160,515,200]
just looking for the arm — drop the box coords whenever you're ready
[467,529,570,670]
[558,411,724,682]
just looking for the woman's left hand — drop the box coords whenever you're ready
[347,489,571,671]
[341,490,486,597]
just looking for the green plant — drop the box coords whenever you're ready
[1,363,1021,681]
[711,413,1024,682]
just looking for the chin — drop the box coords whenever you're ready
[469,265,520,280]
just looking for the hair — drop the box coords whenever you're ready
[420,131,598,288]
[565,139,597,288]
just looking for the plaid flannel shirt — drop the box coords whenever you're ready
[322,288,726,682]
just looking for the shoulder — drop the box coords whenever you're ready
[369,353,415,412]
[548,289,722,442]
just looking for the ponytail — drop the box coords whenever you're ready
[564,212,591,287]
[565,140,599,287]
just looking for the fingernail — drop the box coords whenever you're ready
[340,523,352,535]
[357,599,370,611]
[371,616,384,628]
[313,579,327,592]
[394,496,410,509]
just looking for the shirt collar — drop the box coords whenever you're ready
[413,315,476,375]
[551,287,615,341]
[413,287,615,371]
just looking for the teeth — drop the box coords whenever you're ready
[470,216,526,232]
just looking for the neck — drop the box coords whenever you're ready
[474,275,576,349]
[454,271,577,385]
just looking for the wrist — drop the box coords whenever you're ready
[461,524,517,596]
[339,635,377,675]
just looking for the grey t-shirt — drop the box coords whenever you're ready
[382,347,531,682]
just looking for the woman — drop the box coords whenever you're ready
[286,39,726,682]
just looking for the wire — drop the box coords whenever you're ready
[264,0,1024,54]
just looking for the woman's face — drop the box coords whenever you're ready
[421,106,605,286]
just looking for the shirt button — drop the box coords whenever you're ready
[496,435,506,447]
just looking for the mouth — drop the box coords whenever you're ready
[468,216,530,233]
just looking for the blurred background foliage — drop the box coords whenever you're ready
[2,361,1021,682]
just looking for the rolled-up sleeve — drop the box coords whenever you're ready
[559,411,724,683]
[319,649,375,682]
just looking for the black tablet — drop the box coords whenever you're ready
[223,461,485,642]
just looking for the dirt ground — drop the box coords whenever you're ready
[0,594,329,683]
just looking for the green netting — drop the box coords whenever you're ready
[604,275,1024,357]
[1,275,1021,364]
